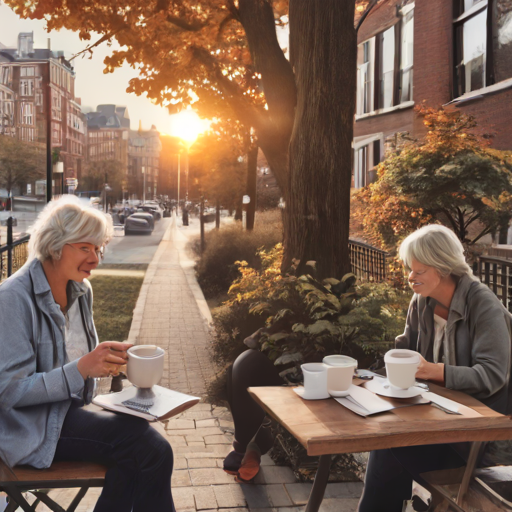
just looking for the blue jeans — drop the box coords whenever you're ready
[54,403,175,512]
[357,444,466,512]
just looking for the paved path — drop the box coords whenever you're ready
[33,212,365,512]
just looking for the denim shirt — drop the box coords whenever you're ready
[0,258,98,469]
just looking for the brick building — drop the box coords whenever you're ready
[354,0,512,188]
[128,124,161,200]
[0,33,86,195]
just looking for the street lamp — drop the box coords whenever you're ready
[53,161,64,197]
[142,166,146,203]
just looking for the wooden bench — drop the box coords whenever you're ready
[0,457,107,512]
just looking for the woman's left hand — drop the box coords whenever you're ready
[415,354,445,385]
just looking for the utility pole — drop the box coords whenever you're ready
[46,60,52,203]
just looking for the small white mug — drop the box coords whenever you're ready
[384,349,420,390]
[126,345,165,389]
[301,363,330,399]
[323,355,357,397]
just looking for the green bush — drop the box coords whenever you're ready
[210,244,412,377]
[195,209,283,298]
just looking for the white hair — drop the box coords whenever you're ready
[28,195,113,262]
[399,224,476,279]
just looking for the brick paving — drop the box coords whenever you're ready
[28,214,366,512]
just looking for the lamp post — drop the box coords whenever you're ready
[53,161,64,197]
[177,153,180,214]
[142,166,146,204]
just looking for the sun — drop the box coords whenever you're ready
[168,109,209,146]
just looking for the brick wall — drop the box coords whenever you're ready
[354,0,512,151]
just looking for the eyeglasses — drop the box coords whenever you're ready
[66,243,104,260]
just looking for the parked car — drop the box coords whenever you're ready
[125,212,155,235]
[137,204,162,220]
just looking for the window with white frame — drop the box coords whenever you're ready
[353,138,382,189]
[453,0,512,97]
[356,4,414,115]
[20,79,34,96]
[357,39,375,114]
[20,67,35,77]
[400,9,414,102]
[21,102,34,125]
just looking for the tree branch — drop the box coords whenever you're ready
[470,226,494,245]
[70,31,123,61]
[166,14,208,31]
[440,208,458,232]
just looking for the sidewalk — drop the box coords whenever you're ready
[38,213,363,512]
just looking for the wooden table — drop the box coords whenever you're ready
[248,384,512,512]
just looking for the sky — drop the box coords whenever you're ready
[0,4,289,136]
[0,2,179,134]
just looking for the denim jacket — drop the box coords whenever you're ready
[396,274,510,413]
[0,258,97,468]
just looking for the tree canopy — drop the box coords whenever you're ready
[7,0,371,278]
[354,106,512,249]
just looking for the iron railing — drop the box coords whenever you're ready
[476,255,512,313]
[348,239,388,282]
[0,217,30,283]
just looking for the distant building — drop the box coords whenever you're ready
[353,0,512,188]
[0,32,86,195]
[159,135,181,201]
[86,104,130,178]
[128,124,161,200]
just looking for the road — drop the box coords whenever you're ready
[102,217,172,265]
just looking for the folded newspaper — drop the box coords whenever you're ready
[93,385,200,422]
[335,384,429,417]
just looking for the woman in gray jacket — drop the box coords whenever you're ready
[358,224,510,512]
[0,197,175,512]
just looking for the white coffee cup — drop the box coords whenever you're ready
[127,345,165,389]
[322,355,357,397]
[384,349,420,390]
[301,363,330,399]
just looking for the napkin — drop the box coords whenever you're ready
[421,391,461,414]
[335,385,395,416]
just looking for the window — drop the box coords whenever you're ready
[20,67,35,77]
[20,79,34,96]
[353,139,382,189]
[21,102,33,125]
[400,10,414,102]
[376,26,395,109]
[356,6,414,115]
[454,0,512,97]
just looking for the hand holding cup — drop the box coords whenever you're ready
[77,341,132,379]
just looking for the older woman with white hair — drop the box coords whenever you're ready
[0,197,175,512]
[358,224,510,512]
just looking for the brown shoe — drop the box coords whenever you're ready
[235,442,261,483]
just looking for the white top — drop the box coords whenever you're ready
[64,300,90,363]
[433,313,447,364]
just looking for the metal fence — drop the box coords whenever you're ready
[348,239,388,282]
[476,255,512,313]
[0,218,30,283]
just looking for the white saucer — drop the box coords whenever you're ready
[365,378,423,398]
[328,389,350,397]
[293,386,330,400]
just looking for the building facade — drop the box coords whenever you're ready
[353,0,512,188]
[128,125,161,200]
[0,32,86,195]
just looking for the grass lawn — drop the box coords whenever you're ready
[90,275,144,342]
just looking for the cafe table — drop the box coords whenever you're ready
[248,383,512,512]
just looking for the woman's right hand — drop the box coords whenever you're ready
[77,341,132,379]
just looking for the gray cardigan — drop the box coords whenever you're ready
[0,258,97,469]
[396,273,510,413]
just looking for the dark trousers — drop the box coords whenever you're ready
[54,403,175,512]
[227,349,284,452]
[358,444,467,512]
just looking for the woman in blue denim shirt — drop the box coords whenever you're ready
[0,197,175,512]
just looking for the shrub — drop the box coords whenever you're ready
[195,209,283,298]
[210,244,412,378]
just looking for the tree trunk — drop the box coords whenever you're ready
[216,198,220,229]
[284,0,357,279]
[246,145,258,230]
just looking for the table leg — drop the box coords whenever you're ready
[305,455,332,512]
